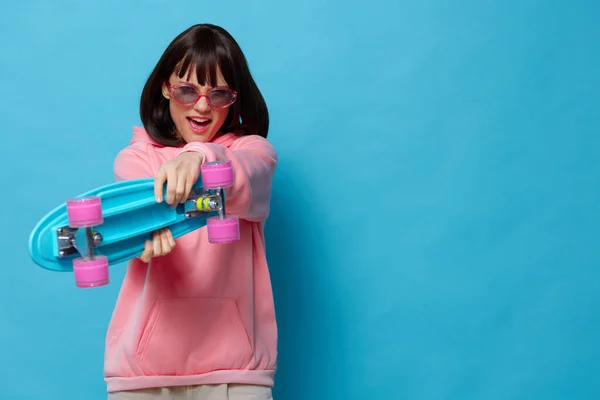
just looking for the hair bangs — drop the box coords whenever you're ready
[175,38,235,88]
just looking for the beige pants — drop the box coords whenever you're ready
[108,384,273,400]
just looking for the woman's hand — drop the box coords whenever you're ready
[154,151,204,206]
[140,152,202,262]
[139,228,176,263]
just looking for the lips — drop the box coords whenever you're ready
[187,116,212,134]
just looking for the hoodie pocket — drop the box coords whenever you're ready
[135,297,253,375]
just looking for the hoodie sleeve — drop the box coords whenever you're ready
[113,144,155,182]
[178,135,277,222]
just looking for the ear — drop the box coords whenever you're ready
[161,82,171,100]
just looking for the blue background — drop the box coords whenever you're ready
[1,0,599,399]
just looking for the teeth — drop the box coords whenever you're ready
[191,117,209,122]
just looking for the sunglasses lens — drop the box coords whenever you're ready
[209,90,235,107]
[173,86,199,104]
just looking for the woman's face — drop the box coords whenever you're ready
[162,66,234,144]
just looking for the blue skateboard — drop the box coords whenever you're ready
[28,161,240,288]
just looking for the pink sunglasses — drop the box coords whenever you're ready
[167,84,237,108]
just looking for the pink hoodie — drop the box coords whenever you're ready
[103,126,278,392]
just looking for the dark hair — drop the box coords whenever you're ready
[140,24,269,146]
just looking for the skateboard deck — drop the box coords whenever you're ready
[29,160,239,288]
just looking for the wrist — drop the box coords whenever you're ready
[180,150,204,164]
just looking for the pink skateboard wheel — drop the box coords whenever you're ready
[73,255,109,288]
[207,216,240,244]
[66,196,103,227]
[201,161,234,189]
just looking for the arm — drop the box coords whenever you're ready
[178,135,278,222]
[113,145,155,182]
[113,145,176,261]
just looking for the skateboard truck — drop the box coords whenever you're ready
[55,160,239,289]
[63,196,110,288]
[193,160,240,245]
[56,226,103,258]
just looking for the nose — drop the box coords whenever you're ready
[193,95,210,112]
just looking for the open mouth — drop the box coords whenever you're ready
[187,117,212,133]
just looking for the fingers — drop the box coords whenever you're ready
[153,228,174,255]
[166,228,176,247]
[138,229,175,263]
[163,228,176,248]
[155,153,202,206]
[184,173,196,203]
[158,228,172,253]
[166,168,196,205]
[174,170,187,204]
[152,230,163,255]
[154,169,167,203]
[165,168,179,206]
[155,168,186,205]
[139,240,153,263]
